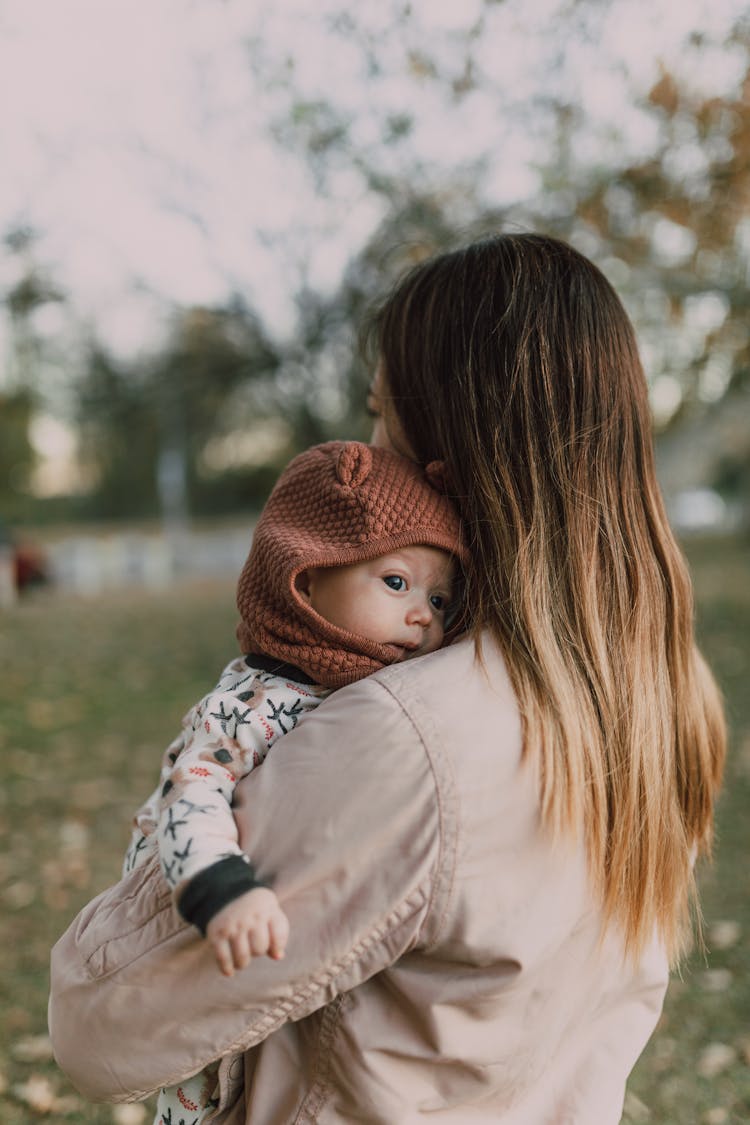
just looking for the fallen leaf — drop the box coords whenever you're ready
[623,1090,650,1120]
[59,819,90,851]
[703,1109,729,1125]
[697,1042,737,1079]
[112,1105,148,1123]
[701,968,733,993]
[12,1034,54,1063]
[11,1073,82,1115]
[708,920,741,951]
[12,1074,57,1112]
[3,881,36,910]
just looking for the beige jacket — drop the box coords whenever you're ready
[49,636,668,1123]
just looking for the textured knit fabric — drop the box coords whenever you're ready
[236,441,467,688]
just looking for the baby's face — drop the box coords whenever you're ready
[300,546,456,660]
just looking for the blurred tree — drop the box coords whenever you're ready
[75,344,162,519]
[0,389,35,519]
[570,54,750,406]
[3,225,65,391]
[1,225,68,520]
[75,302,282,519]
[154,302,281,516]
[565,33,750,499]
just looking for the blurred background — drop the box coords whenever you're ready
[0,0,748,1122]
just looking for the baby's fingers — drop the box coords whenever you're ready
[248,920,273,957]
[229,928,251,973]
[268,909,290,960]
[212,937,236,978]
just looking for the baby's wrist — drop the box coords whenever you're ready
[177,855,266,935]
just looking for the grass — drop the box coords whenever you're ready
[0,538,748,1124]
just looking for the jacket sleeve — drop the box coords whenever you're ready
[48,673,447,1104]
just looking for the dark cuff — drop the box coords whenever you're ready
[177,855,266,935]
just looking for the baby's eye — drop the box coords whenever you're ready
[383,575,406,591]
[430,594,447,612]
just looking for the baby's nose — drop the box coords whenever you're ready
[407,598,433,626]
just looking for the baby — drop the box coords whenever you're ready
[124,440,466,1125]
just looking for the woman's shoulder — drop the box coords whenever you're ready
[370,633,523,774]
[376,632,515,698]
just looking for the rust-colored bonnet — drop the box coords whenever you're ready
[235,441,467,688]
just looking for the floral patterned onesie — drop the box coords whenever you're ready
[125,651,329,1125]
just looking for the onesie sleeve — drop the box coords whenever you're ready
[48,672,447,1104]
[155,660,324,925]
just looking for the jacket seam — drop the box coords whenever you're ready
[81,870,177,979]
[292,993,347,1123]
[373,675,459,952]
[137,881,432,1103]
[221,882,429,1048]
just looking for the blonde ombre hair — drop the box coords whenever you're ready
[372,234,725,963]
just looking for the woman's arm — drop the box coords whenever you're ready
[49,672,447,1103]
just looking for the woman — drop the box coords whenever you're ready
[49,234,725,1124]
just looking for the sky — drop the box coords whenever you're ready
[1,0,747,484]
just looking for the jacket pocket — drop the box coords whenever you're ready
[74,854,187,979]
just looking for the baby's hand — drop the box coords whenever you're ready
[205,887,289,977]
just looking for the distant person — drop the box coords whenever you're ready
[13,538,48,591]
[50,235,725,1124]
[0,520,48,596]
[123,439,465,1124]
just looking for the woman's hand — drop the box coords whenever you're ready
[205,887,289,977]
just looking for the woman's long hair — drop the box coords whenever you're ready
[372,233,725,962]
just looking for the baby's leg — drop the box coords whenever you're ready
[153,1063,219,1124]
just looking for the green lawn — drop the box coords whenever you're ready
[0,538,748,1124]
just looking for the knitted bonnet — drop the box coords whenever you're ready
[236,441,468,688]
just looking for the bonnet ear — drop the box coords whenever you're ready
[424,460,449,494]
[336,442,373,487]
